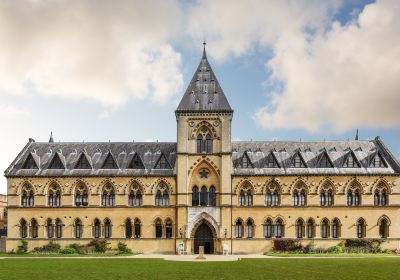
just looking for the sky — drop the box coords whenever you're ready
[0,0,399,194]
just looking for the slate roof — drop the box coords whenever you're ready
[232,138,400,175]
[5,140,176,177]
[175,43,233,113]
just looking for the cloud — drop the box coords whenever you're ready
[0,104,30,118]
[0,0,184,107]
[254,0,400,133]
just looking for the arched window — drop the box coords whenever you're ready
[332,218,340,238]
[320,185,334,206]
[379,217,389,238]
[347,190,353,206]
[155,190,162,206]
[125,218,132,238]
[104,219,112,238]
[155,219,162,238]
[47,218,54,238]
[354,190,360,206]
[127,183,143,207]
[209,186,216,206]
[192,186,199,206]
[101,184,115,207]
[55,218,62,239]
[235,220,243,238]
[374,184,388,206]
[48,184,61,207]
[196,127,213,154]
[128,191,135,207]
[46,218,54,238]
[134,219,141,238]
[320,191,326,206]
[155,184,170,207]
[357,218,366,238]
[162,192,169,206]
[239,190,245,206]
[264,219,273,238]
[327,189,333,206]
[75,219,83,239]
[31,219,38,238]
[165,219,173,239]
[93,219,101,238]
[381,189,387,206]
[239,184,253,206]
[272,190,280,206]
[200,186,208,206]
[265,191,272,206]
[300,190,306,206]
[374,190,380,206]
[296,219,304,238]
[20,219,27,238]
[246,219,254,238]
[21,185,34,207]
[246,190,253,206]
[75,183,88,207]
[275,219,284,238]
[293,190,299,206]
[307,219,315,239]
[321,219,329,238]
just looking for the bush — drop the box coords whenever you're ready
[88,240,110,253]
[273,239,303,252]
[68,243,85,254]
[17,240,28,253]
[61,248,77,254]
[42,241,61,253]
[117,241,132,254]
[304,241,315,253]
[344,239,383,253]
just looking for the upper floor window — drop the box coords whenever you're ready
[374,184,388,206]
[21,185,34,207]
[101,184,115,207]
[265,182,280,206]
[155,183,170,206]
[343,152,360,168]
[102,153,118,169]
[238,152,254,168]
[347,184,361,206]
[196,127,213,154]
[264,152,279,168]
[293,188,306,206]
[128,183,143,207]
[239,190,253,206]
[48,153,65,169]
[75,183,88,207]
[154,153,170,169]
[48,184,61,207]
[369,152,387,168]
[290,152,306,168]
[21,153,38,169]
[74,153,92,169]
[320,185,334,206]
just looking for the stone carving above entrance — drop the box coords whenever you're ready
[187,207,220,239]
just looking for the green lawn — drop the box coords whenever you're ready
[0,258,399,280]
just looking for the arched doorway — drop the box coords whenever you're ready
[194,223,214,254]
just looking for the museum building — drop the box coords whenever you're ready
[4,45,400,254]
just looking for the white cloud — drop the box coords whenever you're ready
[254,0,400,133]
[0,104,30,118]
[0,0,184,107]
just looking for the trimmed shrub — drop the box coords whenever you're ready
[68,243,85,254]
[117,241,132,254]
[17,240,28,253]
[42,241,61,253]
[273,239,303,252]
[88,240,110,253]
[61,248,77,254]
[344,239,383,253]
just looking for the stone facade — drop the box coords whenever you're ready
[4,46,400,254]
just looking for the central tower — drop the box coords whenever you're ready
[175,43,233,254]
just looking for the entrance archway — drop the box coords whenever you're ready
[194,223,214,254]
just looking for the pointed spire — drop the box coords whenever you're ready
[355,129,359,140]
[202,40,207,59]
[49,132,54,143]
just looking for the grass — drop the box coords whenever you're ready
[0,252,138,257]
[0,258,400,280]
[266,252,398,257]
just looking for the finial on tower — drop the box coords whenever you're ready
[49,131,54,143]
[202,40,207,59]
[355,129,359,140]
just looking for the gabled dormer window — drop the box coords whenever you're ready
[264,152,279,168]
[102,153,118,169]
[369,152,387,168]
[22,154,38,169]
[240,152,254,168]
[48,153,64,169]
[154,153,170,169]
[290,152,306,168]
[317,152,333,168]
[128,153,145,169]
[342,152,360,168]
[74,153,91,169]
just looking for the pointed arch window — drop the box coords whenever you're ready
[75,184,88,207]
[209,186,216,206]
[104,219,112,238]
[20,219,28,238]
[332,218,341,238]
[128,189,143,207]
[235,220,243,238]
[134,219,141,238]
[379,217,389,238]
[239,186,253,206]
[293,187,307,206]
[74,153,91,169]
[75,219,83,239]
[48,185,61,207]
[31,219,38,238]
[55,219,63,239]
[101,184,115,207]
[264,219,273,238]
[165,219,173,239]
[347,185,361,206]
[93,219,101,238]
[155,219,163,238]
[200,186,208,206]
[321,219,329,238]
[374,184,388,206]
[296,219,305,238]
[357,218,366,238]
[192,186,199,206]
[125,219,132,238]
[320,187,334,206]
[196,127,213,154]
[246,219,254,238]
[47,218,54,238]
[275,219,284,238]
[21,186,34,207]
[307,219,315,239]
